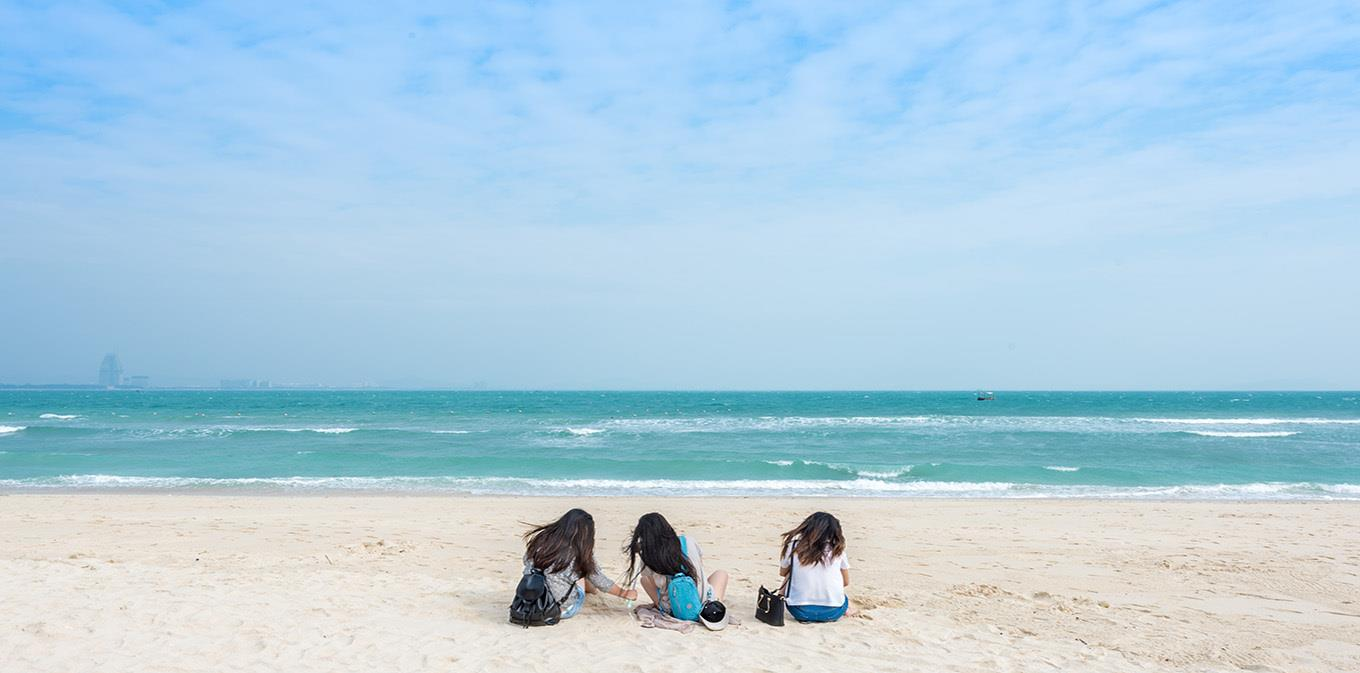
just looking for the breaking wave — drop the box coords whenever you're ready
[561,428,606,436]
[1183,430,1299,438]
[1135,418,1360,425]
[600,416,935,433]
[581,415,1360,434]
[2,475,1358,499]
[761,459,908,478]
[856,467,915,478]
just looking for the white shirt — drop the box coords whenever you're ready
[781,539,849,607]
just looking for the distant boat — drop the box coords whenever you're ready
[976,391,995,401]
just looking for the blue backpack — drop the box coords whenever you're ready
[667,535,703,621]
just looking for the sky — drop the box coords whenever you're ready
[1,1,1358,389]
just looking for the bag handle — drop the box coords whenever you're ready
[778,539,798,597]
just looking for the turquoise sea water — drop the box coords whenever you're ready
[1,391,1358,498]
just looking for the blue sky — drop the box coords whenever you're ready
[1,1,1358,388]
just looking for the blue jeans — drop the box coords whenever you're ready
[560,584,586,619]
[788,597,848,623]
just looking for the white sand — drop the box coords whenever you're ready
[3,495,1358,672]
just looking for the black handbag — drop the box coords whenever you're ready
[755,575,790,626]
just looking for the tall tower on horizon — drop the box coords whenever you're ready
[98,353,123,388]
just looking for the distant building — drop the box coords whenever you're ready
[220,379,269,389]
[98,353,123,388]
[123,375,150,389]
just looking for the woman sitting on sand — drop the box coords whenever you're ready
[624,512,729,618]
[779,511,851,622]
[522,508,637,619]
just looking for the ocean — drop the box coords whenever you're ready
[1,390,1358,498]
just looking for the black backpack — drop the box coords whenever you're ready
[509,568,564,627]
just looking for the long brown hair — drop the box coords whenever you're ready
[781,511,845,566]
[524,508,598,578]
[623,512,698,583]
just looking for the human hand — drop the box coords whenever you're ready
[625,589,638,601]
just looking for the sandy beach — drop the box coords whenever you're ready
[2,495,1358,672]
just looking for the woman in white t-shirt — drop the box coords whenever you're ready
[779,511,850,622]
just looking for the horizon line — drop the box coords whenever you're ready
[1,386,1357,394]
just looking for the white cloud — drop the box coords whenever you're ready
[1,1,1357,387]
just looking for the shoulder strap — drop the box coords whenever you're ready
[780,541,796,596]
[559,580,578,604]
[679,535,688,559]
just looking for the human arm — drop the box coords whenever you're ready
[584,556,636,600]
[641,573,661,606]
[604,583,638,600]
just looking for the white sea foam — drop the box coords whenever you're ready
[5,475,1357,500]
[1135,417,1360,425]
[87,426,489,437]
[181,426,363,435]
[543,414,1360,435]
[762,459,861,475]
[1044,466,1080,472]
[600,416,934,433]
[0,426,26,435]
[857,467,914,478]
[1183,430,1299,438]
[39,413,79,420]
[206,426,490,436]
[563,428,605,436]
[0,475,1011,495]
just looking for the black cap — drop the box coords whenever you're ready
[700,600,726,622]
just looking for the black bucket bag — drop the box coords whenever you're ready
[755,574,790,626]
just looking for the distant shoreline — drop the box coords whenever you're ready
[3,387,1359,393]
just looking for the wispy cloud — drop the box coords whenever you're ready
[1,1,1358,387]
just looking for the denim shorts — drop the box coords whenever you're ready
[788,597,848,623]
[560,584,586,619]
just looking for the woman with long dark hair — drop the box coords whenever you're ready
[778,511,850,622]
[623,512,729,619]
[522,508,637,619]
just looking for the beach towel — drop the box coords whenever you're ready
[632,604,741,632]
[632,604,695,633]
